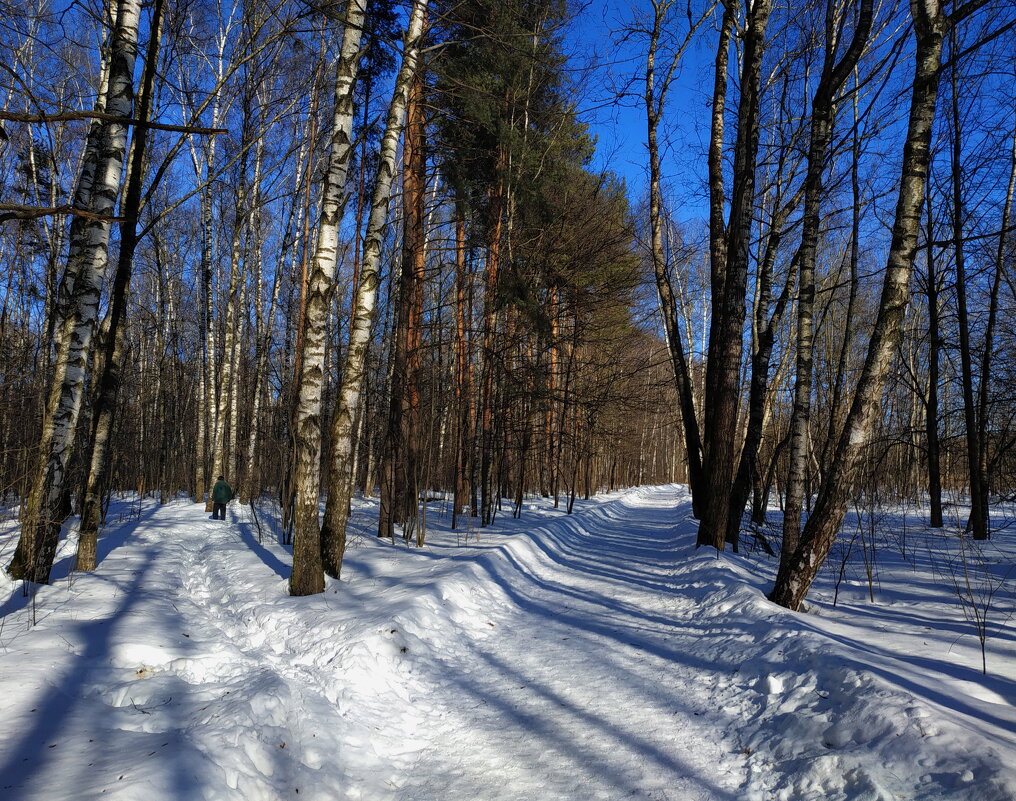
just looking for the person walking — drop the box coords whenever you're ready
[211,475,233,520]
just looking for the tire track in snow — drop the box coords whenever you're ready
[382,485,749,801]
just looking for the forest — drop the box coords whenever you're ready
[1,0,1015,614]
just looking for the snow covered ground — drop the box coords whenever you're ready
[0,485,1013,801]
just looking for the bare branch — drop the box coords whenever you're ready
[0,109,226,135]
[0,203,125,223]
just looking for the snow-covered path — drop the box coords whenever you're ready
[0,487,738,801]
[376,486,744,801]
[1,485,1014,801]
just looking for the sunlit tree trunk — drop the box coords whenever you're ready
[319,0,429,579]
[189,39,228,507]
[769,0,990,610]
[243,134,277,502]
[289,0,367,596]
[781,0,873,570]
[8,0,142,583]
[77,0,166,571]
[280,59,322,539]
[822,72,864,492]
[700,0,770,549]
[379,72,426,541]
[209,172,247,502]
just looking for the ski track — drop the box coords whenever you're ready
[0,485,1014,801]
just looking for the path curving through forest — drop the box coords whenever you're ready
[1,485,1014,801]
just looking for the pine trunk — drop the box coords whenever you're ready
[379,73,426,541]
[452,204,473,527]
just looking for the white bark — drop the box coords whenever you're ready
[9,0,142,583]
[289,0,369,595]
[320,0,430,578]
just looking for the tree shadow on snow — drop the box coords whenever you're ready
[233,516,291,581]
[0,550,213,800]
[363,492,750,798]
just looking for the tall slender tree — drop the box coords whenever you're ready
[770,0,993,611]
[320,0,430,580]
[289,0,368,596]
[780,0,873,570]
[8,0,142,583]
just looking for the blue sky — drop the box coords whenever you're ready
[569,0,719,222]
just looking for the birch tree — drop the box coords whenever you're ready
[8,0,142,584]
[769,0,993,611]
[699,0,772,549]
[288,0,368,596]
[77,0,167,570]
[319,0,429,579]
[780,0,873,571]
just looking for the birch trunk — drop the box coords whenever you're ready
[320,0,429,577]
[77,0,165,570]
[344,79,375,499]
[244,138,278,503]
[280,82,319,538]
[192,135,219,505]
[8,0,141,584]
[289,0,368,596]
[207,182,246,506]
[781,0,873,571]
[700,0,771,549]
[822,74,863,490]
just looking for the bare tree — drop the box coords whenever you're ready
[288,0,368,596]
[700,0,773,549]
[769,0,993,611]
[8,0,142,584]
[780,0,874,572]
[639,0,715,519]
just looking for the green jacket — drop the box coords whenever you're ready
[211,480,233,504]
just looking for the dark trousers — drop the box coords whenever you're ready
[213,502,227,520]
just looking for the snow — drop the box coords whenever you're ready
[1,485,1014,801]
